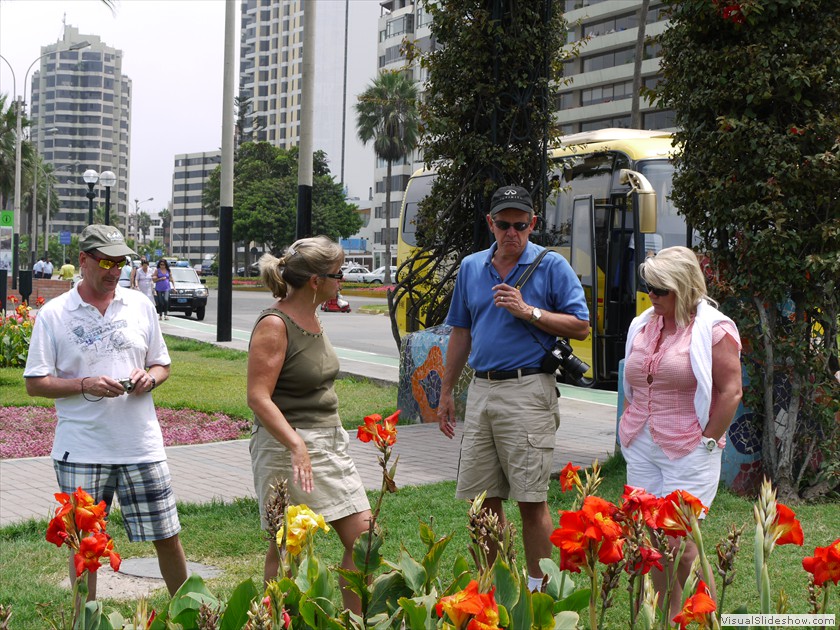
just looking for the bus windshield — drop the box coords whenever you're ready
[400,173,436,248]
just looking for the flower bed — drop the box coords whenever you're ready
[0,406,250,459]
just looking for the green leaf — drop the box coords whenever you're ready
[491,559,520,612]
[368,571,411,617]
[219,578,260,630]
[539,559,576,599]
[509,579,533,630]
[399,549,428,594]
[531,592,557,630]
[168,574,218,626]
[420,533,454,587]
[553,610,580,629]
[554,588,590,613]
[418,521,435,547]
[398,592,438,630]
[353,529,384,574]
[451,555,472,590]
[335,567,372,613]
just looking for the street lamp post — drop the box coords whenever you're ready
[100,170,116,225]
[0,41,89,289]
[83,169,99,225]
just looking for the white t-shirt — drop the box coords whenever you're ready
[118,264,132,287]
[24,284,171,463]
[33,260,45,275]
[43,261,54,277]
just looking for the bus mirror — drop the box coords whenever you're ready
[619,169,657,234]
[637,193,657,233]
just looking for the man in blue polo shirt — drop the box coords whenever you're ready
[438,184,590,592]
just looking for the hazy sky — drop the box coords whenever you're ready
[0,0,381,218]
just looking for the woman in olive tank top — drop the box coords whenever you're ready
[247,236,371,615]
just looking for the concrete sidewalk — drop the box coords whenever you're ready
[0,321,618,526]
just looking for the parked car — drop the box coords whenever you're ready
[236,262,260,276]
[200,259,216,276]
[362,266,398,284]
[169,267,209,320]
[342,265,370,283]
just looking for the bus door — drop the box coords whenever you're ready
[602,194,637,382]
[570,195,598,383]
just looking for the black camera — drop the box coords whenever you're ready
[540,338,590,381]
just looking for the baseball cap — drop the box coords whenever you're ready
[79,225,137,257]
[489,185,534,217]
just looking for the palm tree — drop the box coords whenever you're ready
[159,208,172,252]
[355,71,419,285]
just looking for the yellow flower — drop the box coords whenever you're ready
[276,504,330,556]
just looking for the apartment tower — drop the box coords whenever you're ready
[31,24,131,234]
[170,151,222,262]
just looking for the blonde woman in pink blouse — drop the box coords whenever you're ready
[620,246,742,617]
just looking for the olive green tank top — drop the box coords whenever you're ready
[251,308,341,429]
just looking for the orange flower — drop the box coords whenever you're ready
[672,580,716,629]
[580,496,622,542]
[72,487,107,533]
[559,462,581,492]
[436,581,497,629]
[551,510,589,573]
[802,538,840,586]
[771,503,804,546]
[73,532,115,576]
[357,414,381,444]
[46,509,71,547]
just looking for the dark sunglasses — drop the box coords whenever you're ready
[641,281,671,297]
[319,272,344,280]
[86,252,127,270]
[493,220,530,232]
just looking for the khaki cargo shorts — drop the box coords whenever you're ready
[250,424,370,528]
[455,372,560,503]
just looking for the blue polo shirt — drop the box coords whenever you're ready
[446,241,589,372]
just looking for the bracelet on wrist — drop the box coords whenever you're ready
[81,376,104,403]
[149,375,157,391]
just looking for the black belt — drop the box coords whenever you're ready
[474,367,545,381]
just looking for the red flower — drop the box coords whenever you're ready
[621,485,660,528]
[672,580,716,629]
[551,510,589,573]
[7,295,18,305]
[35,296,45,307]
[73,533,108,576]
[626,546,664,576]
[771,503,804,546]
[657,490,707,537]
[356,411,399,448]
[719,3,745,24]
[580,496,622,542]
[802,538,840,586]
[788,125,805,136]
[550,497,625,570]
[559,462,581,492]
[282,608,291,628]
[72,487,107,533]
[46,510,71,547]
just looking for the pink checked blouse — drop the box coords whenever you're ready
[619,315,740,460]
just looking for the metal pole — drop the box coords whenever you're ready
[44,176,51,258]
[217,0,236,342]
[86,185,95,225]
[104,186,111,225]
[339,0,349,187]
[31,155,39,268]
[297,0,316,239]
[12,96,22,289]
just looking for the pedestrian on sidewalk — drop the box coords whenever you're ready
[247,236,371,615]
[23,224,188,600]
[437,185,590,592]
[152,259,172,320]
[620,245,742,618]
[132,257,155,304]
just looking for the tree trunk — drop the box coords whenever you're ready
[755,299,779,476]
[383,160,393,285]
[631,0,651,129]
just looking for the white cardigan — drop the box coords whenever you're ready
[624,300,740,430]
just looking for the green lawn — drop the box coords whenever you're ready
[1,338,835,628]
[0,335,398,429]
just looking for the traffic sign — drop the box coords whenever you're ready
[0,210,12,227]
[59,231,72,245]
[155,249,162,257]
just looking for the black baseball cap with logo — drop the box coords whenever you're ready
[489,185,534,217]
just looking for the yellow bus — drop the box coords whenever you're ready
[396,129,692,388]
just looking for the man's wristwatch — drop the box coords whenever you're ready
[149,376,157,391]
[529,307,542,323]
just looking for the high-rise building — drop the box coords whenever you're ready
[31,25,131,234]
[170,151,221,262]
[558,0,674,133]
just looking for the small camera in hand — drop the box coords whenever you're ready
[541,338,590,381]
[119,378,134,392]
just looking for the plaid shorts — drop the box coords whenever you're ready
[53,460,181,543]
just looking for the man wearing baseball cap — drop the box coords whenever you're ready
[24,225,188,599]
[438,185,590,592]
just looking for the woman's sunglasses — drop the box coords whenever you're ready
[493,220,530,232]
[319,272,344,280]
[641,281,671,297]
[86,252,127,270]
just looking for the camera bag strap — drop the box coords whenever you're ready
[514,249,549,290]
